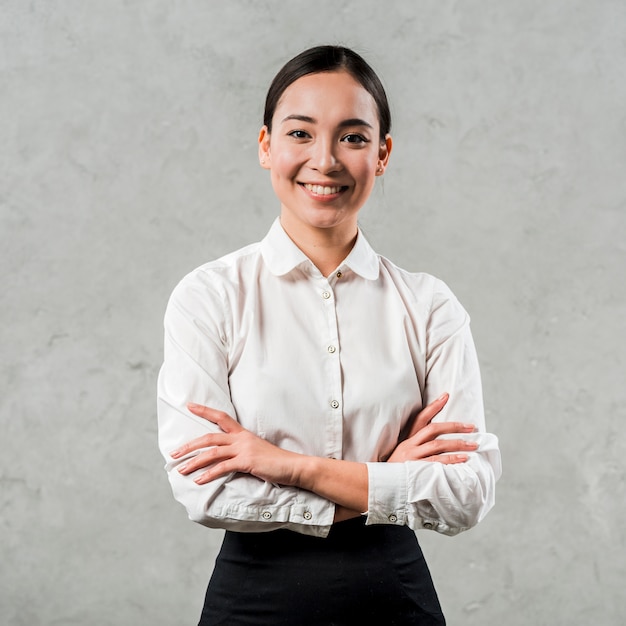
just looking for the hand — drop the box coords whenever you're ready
[387,393,479,464]
[171,403,303,486]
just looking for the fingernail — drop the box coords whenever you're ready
[456,454,469,461]
[178,464,188,473]
[463,423,477,430]
[170,449,181,458]
[437,393,448,401]
[187,402,201,410]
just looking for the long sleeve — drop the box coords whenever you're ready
[365,278,501,535]
[157,270,335,537]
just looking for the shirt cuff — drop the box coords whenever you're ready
[364,462,407,526]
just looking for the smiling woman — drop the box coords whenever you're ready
[258,70,391,274]
[157,45,501,626]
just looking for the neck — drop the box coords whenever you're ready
[279,215,358,277]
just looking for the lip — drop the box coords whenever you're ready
[298,182,349,201]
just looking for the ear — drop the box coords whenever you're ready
[375,134,393,176]
[258,126,271,169]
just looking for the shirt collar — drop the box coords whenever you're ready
[261,218,380,280]
[342,226,380,280]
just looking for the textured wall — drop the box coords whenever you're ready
[2,1,625,624]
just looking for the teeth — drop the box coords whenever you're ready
[304,184,343,195]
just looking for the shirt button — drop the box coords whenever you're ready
[388,513,398,523]
[303,511,312,520]
[336,271,343,278]
[327,345,336,353]
[330,400,340,409]
[321,290,331,299]
[423,521,434,529]
[262,511,272,520]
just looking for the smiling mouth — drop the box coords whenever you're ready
[300,183,349,196]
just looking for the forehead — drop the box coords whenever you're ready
[274,70,379,125]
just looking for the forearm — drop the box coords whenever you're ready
[165,459,335,535]
[367,433,501,533]
[295,456,369,514]
[166,404,364,532]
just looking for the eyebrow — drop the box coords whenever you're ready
[280,114,373,129]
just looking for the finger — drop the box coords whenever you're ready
[187,403,242,434]
[177,445,233,474]
[415,438,478,459]
[171,433,232,459]
[407,393,449,438]
[424,453,470,464]
[194,459,240,484]
[410,421,477,446]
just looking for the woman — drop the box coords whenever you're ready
[158,45,501,625]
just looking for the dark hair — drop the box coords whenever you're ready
[263,45,391,141]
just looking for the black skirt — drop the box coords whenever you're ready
[199,516,445,626]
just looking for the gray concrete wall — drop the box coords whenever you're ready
[2,1,624,624]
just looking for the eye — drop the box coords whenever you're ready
[287,129,311,139]
[341,133,369,144]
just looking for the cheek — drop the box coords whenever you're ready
[350,159,378,189]
[342,147,378,175]
[270,143,303,177]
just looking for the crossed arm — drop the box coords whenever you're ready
[159,274,500,533]
[171,392,479,522]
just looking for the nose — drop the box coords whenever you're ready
[309,138,342,174]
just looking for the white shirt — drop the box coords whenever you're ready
[157,218,501,538]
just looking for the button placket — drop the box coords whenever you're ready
[319,280,342,460]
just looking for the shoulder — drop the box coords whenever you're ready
[378,256,460,307]
[172,241,262,296]
[164,241,263,326]
[376,255,470,340]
